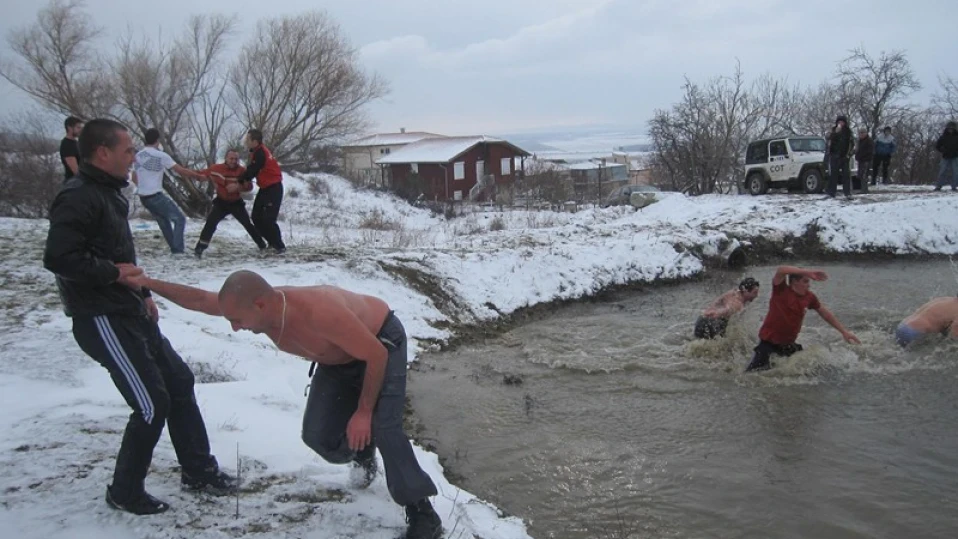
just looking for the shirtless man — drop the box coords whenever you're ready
[120,269,443,539]
[694,277,760,339]
[896,297,958,347]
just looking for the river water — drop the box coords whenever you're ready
[408,261,958,539]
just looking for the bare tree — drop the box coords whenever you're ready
[522,159,570,210]
[0,111,62,218]
[836,47,921,134]
[0,0,114,118]
[932,75,958,120]
[114,14,236,215]
[228,11,387,163]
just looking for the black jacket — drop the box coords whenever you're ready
[43,163,150,318]
[828,126,853,156]
[854,136,874,162]
[936,128,958,159]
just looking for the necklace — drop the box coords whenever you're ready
[276,291,287,348]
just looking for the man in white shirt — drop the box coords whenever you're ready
[132,128,198,254]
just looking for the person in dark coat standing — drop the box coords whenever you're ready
[934,121,958,191]
[854,128,874,194]
[43,118,237,516]
[826,115,854,199]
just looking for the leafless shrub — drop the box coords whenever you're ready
[489,215,506,231]
[359,209,400,231]
[0,112,61,218]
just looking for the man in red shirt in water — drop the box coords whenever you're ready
[745,265,860,372]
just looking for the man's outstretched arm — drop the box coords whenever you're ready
[815,305,860,344]
[122,267,221,316]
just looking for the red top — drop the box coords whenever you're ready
[199,163,252,202]
[758,281,821,344]
[244,144,283,189]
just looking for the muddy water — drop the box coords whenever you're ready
[408,261,958,539]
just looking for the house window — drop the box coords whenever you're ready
[411,163,418,173]
[454,190,463,201]
[454,161,465,180]
[501,157,512,175]
[379,148,391,155]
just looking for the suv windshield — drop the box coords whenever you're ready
[788,138,826,152]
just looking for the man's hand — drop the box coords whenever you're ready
[842,330,861,345]
[346,409,373,451]
[144,297,160,322]
[807,270,828,282]
[115,263,145,289]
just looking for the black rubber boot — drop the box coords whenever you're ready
[105,485,170,515]
[404,498,443,539]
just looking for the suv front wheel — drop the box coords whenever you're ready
[746,172,767,196]
[800,168,824,194]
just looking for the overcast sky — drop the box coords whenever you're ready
[0,0,954,137]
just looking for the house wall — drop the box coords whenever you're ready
[388,142,526,201]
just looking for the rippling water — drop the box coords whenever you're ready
[409,261,958,539]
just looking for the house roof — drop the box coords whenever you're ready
[376,135,530,164]
[344,131,444,147]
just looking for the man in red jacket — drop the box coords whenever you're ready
[240,129,286,254]
[192,150,267,258]
[745,265,860,372]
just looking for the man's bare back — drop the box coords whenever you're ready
[702,290,746,319]
[267,286,391,365]
[902,297,958,335]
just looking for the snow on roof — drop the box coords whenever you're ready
[345,131,445,147]
[376,135,530,164]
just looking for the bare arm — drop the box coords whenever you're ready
[137,276,222,316]
[815,305,860,344]
[772,265,827,286]
[322,308,389,414]
[64,156,79,175]
[171,164,198,178]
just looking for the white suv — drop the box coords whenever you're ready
[742,136,832,195]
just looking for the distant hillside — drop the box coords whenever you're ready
[0,131,58,153]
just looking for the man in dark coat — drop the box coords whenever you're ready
[826,115,854,199]
[854,128,874,193]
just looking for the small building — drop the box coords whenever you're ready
[341,129,444,186]
[376,136,530,202]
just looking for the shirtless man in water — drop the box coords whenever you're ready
[120,268,442,539]
[694,277,760,339]
[896,297,958,347]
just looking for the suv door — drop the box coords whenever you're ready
[767,140,790,182]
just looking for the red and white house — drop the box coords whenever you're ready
[376,136,530,201]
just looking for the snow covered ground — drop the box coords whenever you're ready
[1,174,956,539]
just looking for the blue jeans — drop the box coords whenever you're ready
[936,158,958,189]
[140,193,186,253]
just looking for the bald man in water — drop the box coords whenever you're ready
[896,297,958,347]
[119,268,443,539]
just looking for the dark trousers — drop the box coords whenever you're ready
[827,154,851,197]
[693,316,728,339]
[857,160,871,193]
[196,198,266,251]
[871,154,891,184]
[251,183,285,250]
[301,313,437,506]
[745,340,803,372]
[72,315,216,498]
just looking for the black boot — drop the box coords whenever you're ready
[182,467,238,496]
[404,498,442,539]
[105,485,170,515]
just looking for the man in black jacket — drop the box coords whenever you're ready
[826,115,854,199]
[43,119,236,516]
[934,121,958,191]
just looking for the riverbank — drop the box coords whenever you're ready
[0,175,955,538]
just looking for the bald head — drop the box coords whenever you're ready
[219,270,273,308]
